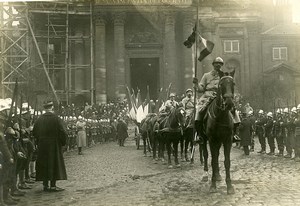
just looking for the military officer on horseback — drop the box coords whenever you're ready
[165,93,179,111]
[181,89,194,117]
[192,57,224,133]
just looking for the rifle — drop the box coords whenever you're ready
[19,94,23,130]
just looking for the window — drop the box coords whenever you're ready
[224,40,239,53]
[273,47,287,60]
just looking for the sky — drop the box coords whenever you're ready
[292,0,300,23]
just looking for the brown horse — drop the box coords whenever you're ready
[195,71,236,194]
[159,107,186,168]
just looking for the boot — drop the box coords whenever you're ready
[78,147,82,155]
[276,151,283,157]
[185,153,190,162]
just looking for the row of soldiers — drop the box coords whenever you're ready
[62,116,117,150]
[0,121,37,206]
[253,105,300,160]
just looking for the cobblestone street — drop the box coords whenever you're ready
[19,130,300,206]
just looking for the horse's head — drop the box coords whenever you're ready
[175,106,186,128]
[217,70,235,111]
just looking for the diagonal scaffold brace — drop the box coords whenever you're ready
[26,16,60,105]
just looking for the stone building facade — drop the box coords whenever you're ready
[29,0,300,109]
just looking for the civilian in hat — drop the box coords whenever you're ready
[33,101,67,192]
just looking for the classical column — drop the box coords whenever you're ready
[113,12,126,100]
[74,22,85,93]
[163,11,177,92]
[200,23,214,74]
[183,12,194,91]
[95,14,107,103]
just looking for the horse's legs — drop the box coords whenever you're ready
[202,139,209,172]
[201,139,209,182]
[166,134,173,167]
[224,141,235,194]
[152,133,157,160]
[209,140,221,193]
[199,143,204,165]
[184,129,192,162]
[142,133,147,156]
[174,135,180,167]
[180,134,184,161]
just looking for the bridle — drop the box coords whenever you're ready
[217,76,234,111]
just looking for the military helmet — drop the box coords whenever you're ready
[267,112,273,118]
[186,88,193,93]
[258,109,264,114]
[248,110,253,115]
[297,104,300,110]
[283,108,289,113]
[291,107,297,113]
[169,93,176,98]
[212,57,224,65]
[276,109,283,114]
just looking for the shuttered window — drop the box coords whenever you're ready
[224,40,239,53]
[273,47,287,60]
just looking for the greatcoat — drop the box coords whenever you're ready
[33,112,67,181]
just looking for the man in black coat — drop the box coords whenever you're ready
[33,101,67,192]
[116,117,128,147]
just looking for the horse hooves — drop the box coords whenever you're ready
[202,176,209,182]
[168,165,173,169]
[209,186,217,193]
[185,158,190,162]
[175,164,181,168]
[181,159,186,162]
[227,186,235,195]
[216,175,222,182]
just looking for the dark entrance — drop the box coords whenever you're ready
[130,58,159,100]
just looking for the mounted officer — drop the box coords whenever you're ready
[165,93,179,112]
[193,57,224,133]
[192,57,240,137]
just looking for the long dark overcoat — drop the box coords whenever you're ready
[116,120,128,139]
[239,117,252,146]
[33,112,67,181]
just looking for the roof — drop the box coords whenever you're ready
[264,62,300,74]
[262,23,300,36]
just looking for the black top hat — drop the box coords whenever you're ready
[43,101,54,109]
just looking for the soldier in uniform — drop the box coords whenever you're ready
[285,107,296,158]
[248,110,256,152]
[294,104,300,162]
[255,110,266,154]
[192,57,240,136]
[265,112,275,155]
[181,89,194,118]
[274,109,285,156]
[193,57,224,129]
[164,93,179,114]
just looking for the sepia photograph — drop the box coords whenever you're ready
[0,0,300,205]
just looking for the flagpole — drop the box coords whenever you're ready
[191,0,199,163]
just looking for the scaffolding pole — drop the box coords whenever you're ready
[65,3,69,104]
[90,2,94,105]
[26,16,60,104]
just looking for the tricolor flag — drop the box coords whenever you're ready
[197,35,214,62]
[183,23,214,62]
